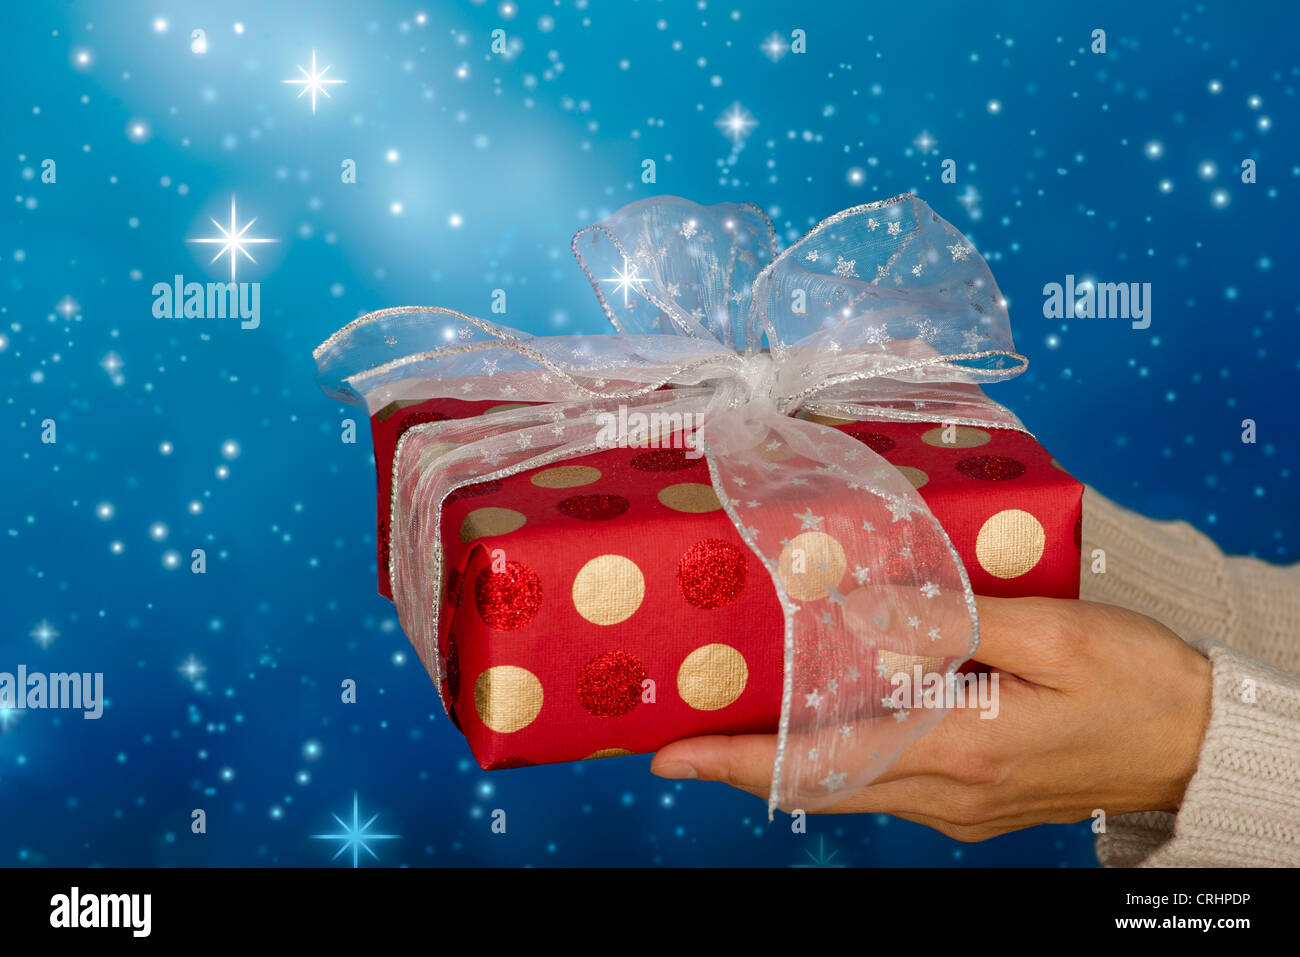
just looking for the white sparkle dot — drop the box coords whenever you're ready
[1198,160,1218,180]
[221,439,241,459]
[159,440,173,455]
[385,149,400,163]
[986,99,1002,114]
[1211,189,1230,209]
[390,202,404,215]
[149,522,169,541]
[448,212,463,228]
[162,551,181,569]
[1144,140,1163,159]
[233,22,245,34]
[96,502,115,520]
[153,18,168,33]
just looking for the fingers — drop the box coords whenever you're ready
[971,595,1075,687]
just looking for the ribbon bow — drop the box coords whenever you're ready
[315,192,1028,818]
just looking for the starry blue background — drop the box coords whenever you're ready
[2,0,1295,867]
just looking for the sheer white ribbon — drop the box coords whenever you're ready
[314,193,1028,818]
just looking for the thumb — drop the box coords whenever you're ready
[651,734,777,795]
[971,595,1075,687]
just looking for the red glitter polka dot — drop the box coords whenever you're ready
[487,757,536,770]
[955,455,1026,482]
[630,448,700,472]
[398,410,451,434]
[441,629,462,703]
[882,524,949,585]
[475,561,543,630]
[677,539,748,609]
[557,493,630,521]
[843,429,897,454]
[444,566,463,609]
[576,650,647,717]
[377,516,391,574]
[445,479,503,504]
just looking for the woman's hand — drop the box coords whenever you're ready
[651,596,1213,841]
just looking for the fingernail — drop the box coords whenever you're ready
[651,761,697,780]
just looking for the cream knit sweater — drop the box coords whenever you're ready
[1079,487,1300,866]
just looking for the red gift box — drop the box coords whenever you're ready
[365,396,1082,770]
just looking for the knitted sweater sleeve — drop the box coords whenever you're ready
[1078,486,1300,866]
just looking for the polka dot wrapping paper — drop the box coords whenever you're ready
[366,397,1083,771]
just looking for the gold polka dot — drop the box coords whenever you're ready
[473,665,543,733]
[583,748,633,760]
[795,409,856,426]
[894,465,929,489]
[530,465,602,489]
[417,442,459,470]
[752,438,799,462]
[460,507,526,543]
[975,509,1047,579]
[657,482,721,513]
[677,643,748,711]
[777,532,847,601]
[483,403,532,415]
[920,426,991,449]
[877,650,947,680]
[572,554,645,625]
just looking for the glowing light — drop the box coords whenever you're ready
[283,50,345,114]
[1211,189,1230,209]
[986,99,1002,114]
[600,257,645,307]
[1144,140,1163,159]
[385,149,400,163]
[72,48,93,70]
[715,102,757,143]
[30,620,59,648]
[390,201,404,215]
[1198,160,1218,180]
[187,196,277,282]
[178,655,207,681]
[448,212,463,228]
[153,18,169,33]
[312,793,401,868]
[761,31,789,62]
[127,119,151,143]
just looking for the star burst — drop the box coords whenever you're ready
[311,792,400,868]
[715,102,757,144]
[600,257,645,307]
[187,196,277,282]
[283,50,345,114]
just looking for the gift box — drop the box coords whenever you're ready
[359,392,1081,770]
[317,192,1078,808]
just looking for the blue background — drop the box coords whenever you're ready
[2,0,1295,867]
